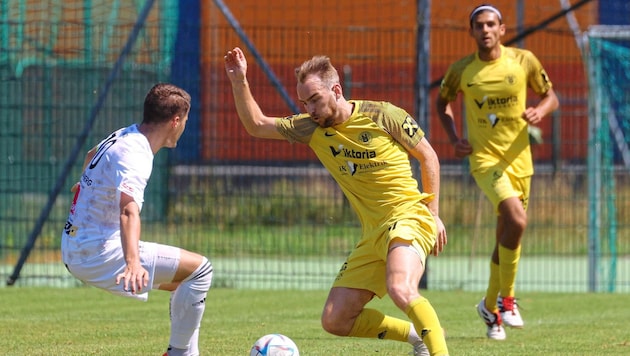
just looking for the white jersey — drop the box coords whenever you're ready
[62,124,154,265]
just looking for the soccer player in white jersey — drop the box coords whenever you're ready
[436,4,559,340]
[225,48,449,356]
[61,83,213,356]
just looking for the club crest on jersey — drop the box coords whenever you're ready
[358,131,372,144]
[504,74,516,86]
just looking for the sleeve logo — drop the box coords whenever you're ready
[402,115,419,137]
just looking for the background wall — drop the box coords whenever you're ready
[196,0,598,164]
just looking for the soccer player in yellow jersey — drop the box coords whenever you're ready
[225,47,449,356]
[436,4,559,340]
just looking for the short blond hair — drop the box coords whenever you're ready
[294,55,340,88]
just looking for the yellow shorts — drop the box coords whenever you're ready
[472,169,531,214]
[331,202,436,298]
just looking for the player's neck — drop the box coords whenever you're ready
[138,123,166,154]
[478,45,502,62]
[337,100,354,125]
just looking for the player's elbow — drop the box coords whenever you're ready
[242,123,274,139]
[545,89,560,113]
[242,117,280,139]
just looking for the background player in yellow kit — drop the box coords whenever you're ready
[225,47,449,356]
[436,4,559,340]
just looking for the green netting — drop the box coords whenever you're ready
[0,0,178,77]
[0,0,178,286]
[587,26,630,292]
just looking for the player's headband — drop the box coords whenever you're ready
[469,5,502,23]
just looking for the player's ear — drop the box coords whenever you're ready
[332,83,343,100]
[171,116,180,128]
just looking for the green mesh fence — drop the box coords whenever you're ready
[587,25,630,292]
[0,0,177,286]
[0,2,629,293]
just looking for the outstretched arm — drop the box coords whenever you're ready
[224,47,286,140]
[408,137,447,256]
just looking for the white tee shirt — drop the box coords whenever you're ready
[62,124,154,265]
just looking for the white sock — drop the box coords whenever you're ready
[166,329,199,356]
[408,323,422,344]
[169,257,213,353]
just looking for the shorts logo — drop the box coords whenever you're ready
[335,262,348,280]
[491,170,503,187]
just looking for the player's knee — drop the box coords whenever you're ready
[321,312,351,336]
[387,283,418,310]
[188,257,213,291]
[507,213,527,235]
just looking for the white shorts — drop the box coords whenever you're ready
[65,240,180,301]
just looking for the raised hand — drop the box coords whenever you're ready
[224,47,248,82]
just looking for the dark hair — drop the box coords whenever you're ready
[142,83,191,124]
[294,55,340,88]
[469,4,503,28]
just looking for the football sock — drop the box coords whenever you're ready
[165,345,189,356]
[498,244,521,298]
[348,308,409,342]
[407,323,421,344]
[165,329,199,356]
[169,257,213,352]
[485,261,501,312]
[406,297,449,355]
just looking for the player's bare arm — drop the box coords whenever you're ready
[224,47,285,140]
[115,192,149,294]
[436,95,473,158]
[521,87,560,125]
[409,137,447,256]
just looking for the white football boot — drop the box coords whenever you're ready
[476,298,506,340]
[498,296,524,328]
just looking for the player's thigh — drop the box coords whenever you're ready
[324,286,375,318]
[473,169,529,213]
[172,248,205,283]
[67,241,163,299]
[152,243,181,287]
[332,240,388,297]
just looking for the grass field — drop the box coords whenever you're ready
[1,287,629,355]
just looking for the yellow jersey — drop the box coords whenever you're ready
[276,100,434,230]
[439,45,553,176]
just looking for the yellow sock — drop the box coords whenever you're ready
[348,308,409,342]
[405,297,449,356]
[499,244,522,297]
[485,261,501,311]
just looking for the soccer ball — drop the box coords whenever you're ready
[249,333,300,356]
